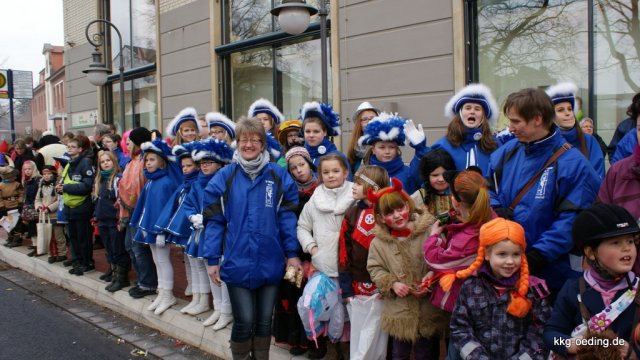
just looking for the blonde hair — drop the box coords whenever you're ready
[93,150,121,199]
[354,165,390,196]
[175,121,198,145]
[21,160,41,186]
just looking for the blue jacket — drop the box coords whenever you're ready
[182,171,215,258]
[94,174,120,222]
[611,127,637,165]
[543,276,640,358]
[368,155,420,195]
[559,126,605,178]
[488,129,601,289]
[202,162,300,289]
[113,147,130,172]
[130,170,176,244]
[155,170,198,246]
[431,128,494,176]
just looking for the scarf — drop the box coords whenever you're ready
[296,174,319,192]
[369,155,405,177]
[197,171,215,187]
[233,149,270,180]
[100,169,114,178]
[143,168,168,180]
[183,169,199,187]
[584,268,636,306]
[390,228,411,238]
[305,138,338,162]
[478,262,520,288]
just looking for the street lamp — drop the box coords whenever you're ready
[82,19,126,131]
[271,0,328,104]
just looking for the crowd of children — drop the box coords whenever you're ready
[1,83,640,360]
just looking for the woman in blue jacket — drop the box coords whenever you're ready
[202,117,302,360]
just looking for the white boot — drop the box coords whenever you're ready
[203,310,221,327]
[154,289,177,315]
[187,293,210,315]
[180,293,200,314]
[147,290,163,311]
[212,313,233,331]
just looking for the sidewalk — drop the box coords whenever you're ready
[0,233,298,360]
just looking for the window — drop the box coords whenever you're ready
[470,0,640,141]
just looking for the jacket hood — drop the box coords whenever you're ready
[311,181,354,214]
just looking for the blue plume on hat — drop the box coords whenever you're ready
[166,107,201,138]
[266,134,282,159]
[206,112,236,140]
[358,112,407,146]
[141,138,176,162]
[300,101,341,137]
[172,141,197,161]
[248,98,284,125]
[192,139,234,163]
[444,84,498,124]
[546,82,577,110]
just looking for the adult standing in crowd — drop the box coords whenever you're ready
[607,92,640,161]
[202,117,302,360]
[579,117,607,158]
[433,84,499,176]
[488,88,601,298]
[345,101,380,172]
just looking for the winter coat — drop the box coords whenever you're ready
[607,116,636,160]
[93,174,120,223]
[154,171,198,246]
[23,176,40,206]
[338,201,377,298]
[488,128,601,289]
[62,155,95,220]
[543,276,640,358]
[610,127,637,165]
[130,170,176,244]
[0,180,23,210]
[34,180,58,221]
[297,181,354,277]
[182,172,216,258]
[411,188,453,217]
[424,218,494,312]
[451,274,551,360]
[367,211,449,341]
[559,126,605,178]
[117,155,145,221]
[113,147,130,171]
[431,128,494,176]
[202,162,300,289]
[366,155,420,195]
[598,153,640,219]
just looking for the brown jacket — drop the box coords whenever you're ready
[0,180,24,210]
[34,182,58,221]
[367,211,449,341]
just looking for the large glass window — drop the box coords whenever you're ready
[219,0,330,120]
[473,0,640,142]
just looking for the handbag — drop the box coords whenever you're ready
[347,295,388,360]
[21,204,37,222]
[36,211,52,256]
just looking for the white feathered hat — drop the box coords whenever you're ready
[166,107,201,138]
[444,84,499,124]
[206,112,236,140]
[247,98,284,125]
[546,82,578,110]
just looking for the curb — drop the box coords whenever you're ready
[0,243,296,360]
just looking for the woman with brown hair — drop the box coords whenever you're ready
[345,102,379,172]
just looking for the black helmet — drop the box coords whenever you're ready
[573,203,640,250]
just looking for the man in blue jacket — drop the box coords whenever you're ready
[488,88,601,297]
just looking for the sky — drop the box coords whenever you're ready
[0,0,64,86]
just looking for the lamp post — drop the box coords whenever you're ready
[82,19,126,131]
[271,0,328,104]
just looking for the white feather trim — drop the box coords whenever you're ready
[166,107,200,138]
[205,112,235,130]
[546,82,578,101]
[247,98,283,123]
[444,84,498,123]
[300,101,322,120]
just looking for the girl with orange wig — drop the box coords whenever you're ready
[448,218,551,359]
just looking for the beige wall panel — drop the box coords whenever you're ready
[338,0,451,37]
[340,57,453,99]
[68,92,98,113]
[340,20,453,69]
[161,20,210,54]
[161,68,212,97]
[161,43,211,76]
[162,92,213,121]
[160,0,209,32]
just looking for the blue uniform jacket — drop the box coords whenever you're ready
[543,277,639,357]
[431,128,493,176]
[368,155,420,195]
[201,162,300,289]
[611,127,637,165]
[182,172,215,258]
[130,171,176,244]
[154,181,194,246]
[488,129,601,289]
[559,127,605,178]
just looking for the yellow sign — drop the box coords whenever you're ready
[0,70,7,99]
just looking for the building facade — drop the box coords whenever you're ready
[32,44,67,137]
[63,0,640,149]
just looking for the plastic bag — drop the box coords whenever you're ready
[297,272,345,345]
[0,209,20,232]
[347,295,388,360]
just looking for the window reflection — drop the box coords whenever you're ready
[231,47,274,119]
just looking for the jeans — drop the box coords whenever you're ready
[124,225,157,289]
[227,284,279,342]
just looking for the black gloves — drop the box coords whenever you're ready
[526,249,547,275]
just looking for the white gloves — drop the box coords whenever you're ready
[156,233,166,247]
[190,214,204,229]
[404,119,426,147]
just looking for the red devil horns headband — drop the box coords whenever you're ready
[367,178,408,204]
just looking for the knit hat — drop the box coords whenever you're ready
[166,107,201,138]
[0,140,8,154]
[358,112,407,146]
[300,101,341,137]
[444,83,499,124]
[353,101,380,121]
[546,82,577,110]
[141,138,175,162]
[248,98,284,125]
[129,127,152,147]
[573,203,640,250]
[285,146,312,164]
[192,138,234,163]
[277,119,302,146]
[440,217,532,318]
[42,165,57,174]
[206,112,236,140]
